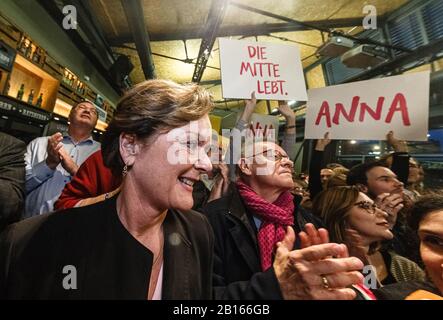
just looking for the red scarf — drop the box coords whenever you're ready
[236,180,294,271]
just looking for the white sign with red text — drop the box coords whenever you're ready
[219,38,307,101]
[249,113,280,139]
[304,72,430,141]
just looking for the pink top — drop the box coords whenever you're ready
[151,263,164,300]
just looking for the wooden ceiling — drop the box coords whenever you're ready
[87,0,409,101]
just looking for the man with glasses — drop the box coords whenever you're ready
[24,101,100,217]
[203,141,365,299]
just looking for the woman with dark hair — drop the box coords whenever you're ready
[374,193,443,299]
[313,186,425,288]
[0,79,215,299]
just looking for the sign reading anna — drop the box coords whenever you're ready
[219,38,307,101]
[304,72,430,141]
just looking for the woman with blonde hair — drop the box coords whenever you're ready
[0,79,215,299]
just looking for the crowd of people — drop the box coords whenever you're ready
[0,79,442,300]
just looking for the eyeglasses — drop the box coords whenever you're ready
[354,201,378,214]
[247,149,290,163]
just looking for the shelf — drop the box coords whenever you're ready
[9,54,59,111]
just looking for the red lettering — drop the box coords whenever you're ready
[241,62,281,77]
[257,80,286,94]
[256,63,264,77]
[315,101,332,128]
[273,64,280,77]
[240,62,255,76]
[332,96,360,125]
[265,63,272,77]
[359,97,384,122]
[271,81,279,94]
[385,93,411,126]
[259,47,267,60]
[257,80,265,94]
[247,46,257,58]
[247,46,267,59]
[276,80,285,94]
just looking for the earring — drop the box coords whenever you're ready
[122,164,128,177]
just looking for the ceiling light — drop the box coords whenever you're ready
[341,45,389,69]
[316,36,354,57]
[350,140,357,144]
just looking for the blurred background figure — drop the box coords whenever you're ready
[24,101,99,218]
[0,132,25,232]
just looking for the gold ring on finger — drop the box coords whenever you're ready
[321,275,330,290]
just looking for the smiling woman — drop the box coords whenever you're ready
[409,194,443,295]
[312,186,425,288]
[0,79,216,299]
[373,193,443,299]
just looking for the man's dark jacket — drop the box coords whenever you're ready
[203,186,323,300]
[0,132,25,231]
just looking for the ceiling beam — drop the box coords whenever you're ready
[38,0,122,93]
[192,0,229,83]
[199,79,222,86]
[121,0,155,79]
[108,18,364,45]
[230,1,410,53]
[74,0,116,66]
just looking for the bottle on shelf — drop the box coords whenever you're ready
[40,52,46,66]
[27,89,35,104]
[16,84,25,100]
[63,70,69,85]
[32,47,41,64]
[18,36,27,55]
[25,41,32,59]
[35,93,43,108]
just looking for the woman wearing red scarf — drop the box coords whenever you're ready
[204,140,364,299]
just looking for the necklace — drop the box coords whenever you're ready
[152,238,164,267]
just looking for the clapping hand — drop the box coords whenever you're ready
[273,225,364,300]
[46,132,63,169]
